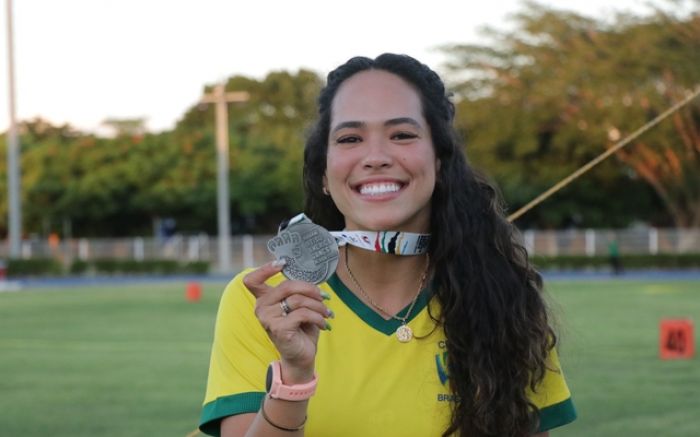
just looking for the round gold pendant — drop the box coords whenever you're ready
[396,325,413,343]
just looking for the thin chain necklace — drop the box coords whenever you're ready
[344,244,429,343]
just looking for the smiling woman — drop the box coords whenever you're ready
[198,53,576,437]
[324,69,438,233]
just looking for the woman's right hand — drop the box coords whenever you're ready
[243,260,332,383]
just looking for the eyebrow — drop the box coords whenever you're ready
[330,117,423,135]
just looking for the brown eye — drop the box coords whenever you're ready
[337,135,362,144]
[392,132,418,141]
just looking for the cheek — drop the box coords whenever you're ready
[412,151,438,180]
[326,147,358,174]
[324,153,346,185]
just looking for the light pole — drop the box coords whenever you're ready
[5,0,21,257]
[200,83,249,273]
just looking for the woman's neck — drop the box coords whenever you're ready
[337,245,430,318]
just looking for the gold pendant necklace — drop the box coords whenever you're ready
[395,324,414,343]
[344,245,429,343]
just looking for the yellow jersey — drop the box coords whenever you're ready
[200,271,576,436]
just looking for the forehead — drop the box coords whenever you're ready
[330,70,425,125]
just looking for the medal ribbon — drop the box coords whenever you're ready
[281,213,430,256]
[330,231,429,255]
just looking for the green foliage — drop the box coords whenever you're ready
[445,1,700,228]
[181,261,210,274]
[532,253,700,270]
[68,259,89,275]
[175,69,322,231]
[90,259,209,275]
[0,68,322,237]
[6,258,63,277]
[3,4,699,236]
[5,258,210,277]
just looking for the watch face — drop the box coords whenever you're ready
[265,364,273,393]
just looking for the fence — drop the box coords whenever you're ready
[1,228,699,272]
[521,228,700,256]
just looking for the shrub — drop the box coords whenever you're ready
[531,253,700,270]
[69,260,90,275]
[6,258,63,277]
[89,258,207,275]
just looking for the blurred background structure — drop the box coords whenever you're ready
[1,228,699,272]
[2,0,699,274]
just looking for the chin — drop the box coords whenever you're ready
[362,219,425,233]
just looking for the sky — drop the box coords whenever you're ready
[0,0,655,135]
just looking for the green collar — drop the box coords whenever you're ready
[327,273,431,336]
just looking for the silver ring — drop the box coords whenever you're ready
[280,298,292,317]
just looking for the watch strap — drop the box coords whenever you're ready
[266,361,318,401]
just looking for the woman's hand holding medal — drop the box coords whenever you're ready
[243,260,332,383]
[243,215,338,383]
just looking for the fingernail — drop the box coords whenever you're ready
[326,308,335,319]
[271,259,286,268]
[325,321,333,331]
[320,291,331,300]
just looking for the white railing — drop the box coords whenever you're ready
[1,228,699,271]
[520,228,700,256]
[0,234,275,272]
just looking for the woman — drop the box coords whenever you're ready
[199,53,576,437]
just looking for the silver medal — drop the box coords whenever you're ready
[267,215,339,284]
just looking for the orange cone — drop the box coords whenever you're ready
[186,282,202,302]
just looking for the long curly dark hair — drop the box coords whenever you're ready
[303,53,554,437]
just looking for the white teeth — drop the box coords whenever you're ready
[359,182,401,196]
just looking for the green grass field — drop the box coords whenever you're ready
[0,278,698,436]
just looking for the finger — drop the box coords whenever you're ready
[267,280,330,303]
[279,307,330,333]
[242,260,286,298]
[283,295,334,319]
[255,295,331,330]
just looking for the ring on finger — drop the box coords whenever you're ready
[280,298,292,317]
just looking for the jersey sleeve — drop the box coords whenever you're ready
[528,346,577,432]
[199,270,281,436]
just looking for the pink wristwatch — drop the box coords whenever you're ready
[265,360,318,401]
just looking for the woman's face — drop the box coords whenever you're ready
[324,69,438,233]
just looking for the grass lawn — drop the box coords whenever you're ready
[0,278,698,436]
[0,281,225,437]
[549,280,700,437]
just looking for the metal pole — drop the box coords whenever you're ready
[200,85,248,273]
[214,83,231,273]
[6,0,22,257]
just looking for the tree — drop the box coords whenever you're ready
[444,0,700,228]
[174,69,323,231]
[101,117,147,138]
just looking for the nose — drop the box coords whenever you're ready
[361,136,393,169]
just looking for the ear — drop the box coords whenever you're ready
[322,174,329,195]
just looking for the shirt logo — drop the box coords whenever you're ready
[435,351,449,385]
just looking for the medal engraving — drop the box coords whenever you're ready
[268,219,339,284]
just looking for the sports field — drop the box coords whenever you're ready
[0,277,698,436]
